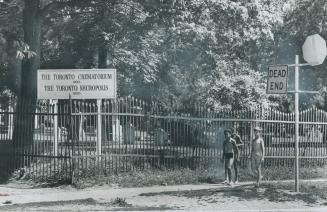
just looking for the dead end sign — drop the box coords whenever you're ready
[267,65,288,94]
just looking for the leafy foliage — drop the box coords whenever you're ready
[1,0,323,111]
[277,0,327,110]
[145,0,287,109]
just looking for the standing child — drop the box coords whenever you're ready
[249,126,265,187]
[221,129,239,185]
[231,127,243,183]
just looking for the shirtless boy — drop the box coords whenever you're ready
[231,128,243,183]
[222,129,239,185]
[249,126,265,187]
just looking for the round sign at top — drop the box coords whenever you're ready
[302,34,327,66]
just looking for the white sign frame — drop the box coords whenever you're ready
[266,65,288,94]
[37,69,117,99]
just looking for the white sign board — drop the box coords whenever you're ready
[266,65,288,94]
[37,69,117,99]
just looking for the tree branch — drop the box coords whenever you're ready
[39,0,95,17]
[0,0,20,9]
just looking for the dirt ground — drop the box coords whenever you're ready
[1,179,327,211]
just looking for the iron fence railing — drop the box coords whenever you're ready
[1,97,327,182]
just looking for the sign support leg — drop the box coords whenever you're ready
[53,100,58,157]
[97,99,102,156]
[295,55,300,192]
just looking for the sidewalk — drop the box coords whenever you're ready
[0,181,327,211]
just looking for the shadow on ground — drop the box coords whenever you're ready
[0,198,175,211]
[139,183,321,205]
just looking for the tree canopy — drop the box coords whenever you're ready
[0,0,326,111]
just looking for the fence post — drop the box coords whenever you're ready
[52,100,58,156]
[97,99,102,156]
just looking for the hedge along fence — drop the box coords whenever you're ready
[1,96,327,183]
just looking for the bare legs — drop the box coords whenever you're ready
[224,157,234,184]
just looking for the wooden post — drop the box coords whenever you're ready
[53,100,58,156]
[97,99,102,156]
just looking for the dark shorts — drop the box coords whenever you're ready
[224,153,234,159]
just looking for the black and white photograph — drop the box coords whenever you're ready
[1,0,327,211]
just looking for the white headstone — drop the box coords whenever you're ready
[302,34,327,66]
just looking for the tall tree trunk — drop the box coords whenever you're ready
[98,46,107,68]
[21,0,41,98]
[13,0,41,157]
[6,35,22,95]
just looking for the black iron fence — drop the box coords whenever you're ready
[1,96,327,182]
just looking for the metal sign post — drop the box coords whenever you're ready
[294,55,300,192]
[285,59,316,192]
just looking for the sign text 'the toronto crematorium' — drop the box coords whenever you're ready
[37,69,116,99]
